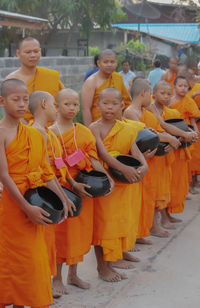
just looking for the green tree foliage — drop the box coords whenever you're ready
[0,0,126,49]
[117,40,148,72]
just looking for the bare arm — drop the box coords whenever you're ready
[81,78,96,127]
[0,131,52,225]
[130,142,148,181]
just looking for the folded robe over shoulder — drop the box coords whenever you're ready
[55,123,98,265]
[91,72,132,121]
[0,122,54,307]
[162,106,191,214]
[25,66,65,122]
[93,120,141,261]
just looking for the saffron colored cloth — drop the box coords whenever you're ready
[93,120,142,261]
[170,95,200,124]
[140,109,174,212]
[25,66,65,122]
[91,72,132,122]
[162,106,191,213]
[44,128,72,275]
[187,84,200,176]
[0,122,54,307]
[166,71,176,87]
[55,123,98,265]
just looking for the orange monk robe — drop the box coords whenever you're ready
[140,109,174,214]
[93,120,141,261]
[0,122,54,307]
[187,84,200,176]
[44,128,72,275]
[122,117,150,238]
[91,72,132,121]
[55,123,98,265]
[25,66,65,122]
[166,71,176,87]
[170,95,200,182]
[161,106,191,213]
[170,95,200,124]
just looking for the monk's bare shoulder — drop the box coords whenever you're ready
[5,69,22,80]
[124,106,138,121]
[89,119,102,137]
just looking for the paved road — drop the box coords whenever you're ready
[54,193,200,308]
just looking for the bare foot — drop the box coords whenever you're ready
[168,214,182,223]
[150,226,170,238]
[136,238,153,245]
[112,259,135,269]
[111,266,128,280]
[123,251,140,262]
[52,279,69,298]
[98,265,121,282]
[161,221,176,230]
[67,275,90,289]
[129,246,141,252]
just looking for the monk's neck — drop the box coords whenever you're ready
[174,93,184,101]
[32,116,48,129]
[19,65,37,77]
[56,115,74,131]
[132,99,143,114]
[154,101,164,115]
[98,70,112,79]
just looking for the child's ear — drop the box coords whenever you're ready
[41,99,46,109]
[0,96,5,107]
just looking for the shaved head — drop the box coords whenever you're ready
[130,78,150,99]
[153,80,171,92]
[99,49,116,60]
[29,91,53,115]
[177,69,194,79]
[56,88,79,103]
[0,79,27,97]
[18,37,40,49]
[99,87,122,101]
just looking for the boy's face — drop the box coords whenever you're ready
[58,93,80,120]
[97,55,117,75]
[46,96,57,122]
[169,59,178,72]
[98,92,122,121]
[154,85,171,106]
[17,40,41,68]
[1,86,29,119]
[174,78,189,97]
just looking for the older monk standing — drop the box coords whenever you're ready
[5,36,65,123]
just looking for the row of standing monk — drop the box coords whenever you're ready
[0,37,200,308]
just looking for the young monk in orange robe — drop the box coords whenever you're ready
[82,49,132,126]
[89,87,148,282]
[170,76,200,194]
[29,91,85,298]
[124,78,181,238]
[149,81,198,219]
[49,89,113,292]
[0,79,70,308]
[5,37,64,123]
[161,58,178,87]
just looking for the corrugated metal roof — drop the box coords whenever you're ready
[112,23,200,44]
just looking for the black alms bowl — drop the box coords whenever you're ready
[136,129,160,153]
[165,118,193,148]
[75,170,111,197]
[24,186,64,224]
[62,186,82,217]
[155,142,169,156]
[109,155,142,183]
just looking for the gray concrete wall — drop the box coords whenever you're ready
[0,56,94,92]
